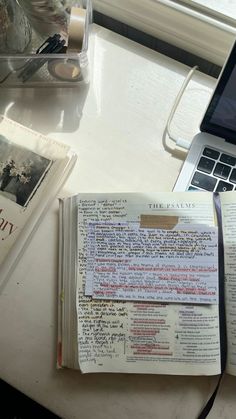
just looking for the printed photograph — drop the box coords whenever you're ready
[0,135,52,207]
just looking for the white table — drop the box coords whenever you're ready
[0,24,234,419]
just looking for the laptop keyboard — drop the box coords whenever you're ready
[188,147,236,192]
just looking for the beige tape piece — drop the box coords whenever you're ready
[140,215,179,230]
[48,59,81,81]
[67,7,86,53]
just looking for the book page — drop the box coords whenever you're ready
[76,192,221,375]
[219,191,236,376]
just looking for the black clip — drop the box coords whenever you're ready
[18,34,66,83]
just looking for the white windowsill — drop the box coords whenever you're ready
[94,0,236,65]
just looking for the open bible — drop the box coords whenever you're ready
[0,115,77,287]
[57,191,235,377]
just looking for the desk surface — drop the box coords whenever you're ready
[0,24,234,419]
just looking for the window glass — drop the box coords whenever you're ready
[177,0,236,21]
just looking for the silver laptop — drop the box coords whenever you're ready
[174,41,236,192]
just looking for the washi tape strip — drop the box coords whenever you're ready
[140,214,179,229]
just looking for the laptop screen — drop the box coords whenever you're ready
[200,40,236,144]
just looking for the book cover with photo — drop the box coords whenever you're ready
[0,137,52,207]
[0,115,77,287]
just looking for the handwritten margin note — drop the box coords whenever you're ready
[86,222,219,304]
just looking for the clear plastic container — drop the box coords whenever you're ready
[0,0,92,87]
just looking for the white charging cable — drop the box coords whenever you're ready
[164,65,199,152]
